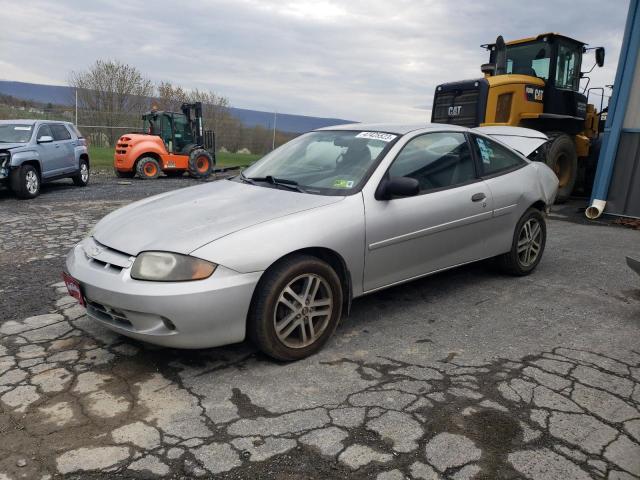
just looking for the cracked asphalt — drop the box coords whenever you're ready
[1,174,639,480]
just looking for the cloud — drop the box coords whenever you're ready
[0,0,629,122]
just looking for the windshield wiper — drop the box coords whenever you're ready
[238,171,257,185]
[245,175,307,193]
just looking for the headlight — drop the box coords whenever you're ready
[131,252,216,282]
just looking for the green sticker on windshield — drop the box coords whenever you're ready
[333,179,354,188]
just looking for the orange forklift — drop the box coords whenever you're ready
[114,102,216,179]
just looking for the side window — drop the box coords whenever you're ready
[50,124,72,141]
[473,136,526,175]
[555,43,581,91]
[37,125,53,141]
[388,132,476,192]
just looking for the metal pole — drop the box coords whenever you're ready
[75,89,78,125]
[272,111,277,150]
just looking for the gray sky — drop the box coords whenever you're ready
[0,0,629,122]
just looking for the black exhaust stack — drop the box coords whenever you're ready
[495,35,507,75]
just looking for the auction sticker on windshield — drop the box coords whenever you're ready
[355,132,397,142]
[333,179,354,188]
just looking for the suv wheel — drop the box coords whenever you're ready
[10,164,40,199]
[72,160,89,186]
[248,255,343,361]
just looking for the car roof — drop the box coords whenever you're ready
[0,119,36,126]
[0,119,73,126]
[315,122,468,135]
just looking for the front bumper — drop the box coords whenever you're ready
[65,239,262,349]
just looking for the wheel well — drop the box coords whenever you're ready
[269,247,353,315]
[79,153,89,168]
[21,160,41,176]
[530,200,546,212]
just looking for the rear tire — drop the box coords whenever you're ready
[188,149,214,178]
[248,255,343,361]
[10,164,40,199]
[72,160,89,186]
[136,157,160,180]
[497,208,547,276]
[544,133,577,203]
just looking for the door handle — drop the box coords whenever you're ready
[471,192,486,202]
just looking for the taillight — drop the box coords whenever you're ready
[121,136,131,142]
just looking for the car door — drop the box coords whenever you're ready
[362,131,495,292]
[470,134,531,256]
[35,124,65,178]
[49,124,76,172]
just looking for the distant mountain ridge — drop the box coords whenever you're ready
[0,80,356,133]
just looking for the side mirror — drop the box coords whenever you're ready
[37,135,53,143]
[595,47,605,67]
[376,176,420,200]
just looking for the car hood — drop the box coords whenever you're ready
[93,179,344,256]
[0,143,27,150]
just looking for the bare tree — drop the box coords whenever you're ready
[156,82,242,151]
[156,81,188,112]
[69,60,154,144]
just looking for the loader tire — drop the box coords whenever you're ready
[543,132,577,203]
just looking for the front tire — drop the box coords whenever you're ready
[497,208,547,276]
[188,149,214,178]
[248,255,343,361]
[10,164,40,199]
[72,160,89,186]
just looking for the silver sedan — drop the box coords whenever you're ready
[64,123,558,360]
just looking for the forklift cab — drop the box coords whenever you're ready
[142,111,194,154]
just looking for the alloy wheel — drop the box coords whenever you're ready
[26,170,39,194]
[273,273,333,349]
[80,163,89,182]
[517,218,542,267]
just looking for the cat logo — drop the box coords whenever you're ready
[525,85,544,103]
[448,106,462,116]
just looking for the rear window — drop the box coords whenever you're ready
[473,135,526,176]
[50,124,72,141]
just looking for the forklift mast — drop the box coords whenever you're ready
[181,102,204,146]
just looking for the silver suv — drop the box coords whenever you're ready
[0,120,90,199]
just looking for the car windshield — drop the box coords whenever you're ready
[0,124,34,143]
[242,130,398,195]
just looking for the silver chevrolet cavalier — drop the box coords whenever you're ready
[65,123,558,360]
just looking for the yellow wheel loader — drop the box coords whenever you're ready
[432,33,606,202]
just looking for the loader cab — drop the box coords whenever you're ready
[142,111,194,154]
[486,34,589,120]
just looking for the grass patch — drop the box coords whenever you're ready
[88,146,261,170]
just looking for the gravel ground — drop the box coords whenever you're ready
[0,173,639,480]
